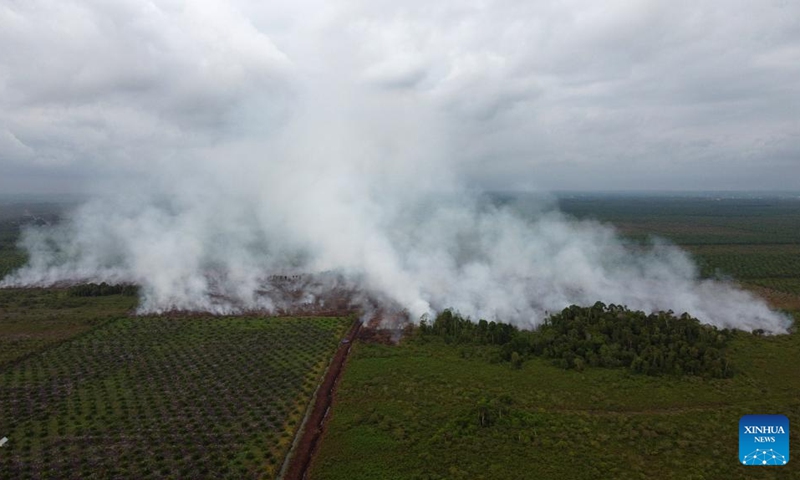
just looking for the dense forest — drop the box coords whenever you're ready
[418,302,735,378]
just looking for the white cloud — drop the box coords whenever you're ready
[3,0,799,191]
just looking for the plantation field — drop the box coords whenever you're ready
[0,202,357,479]
[558,194,800,246]
[0,289,137,368]
[0,288,352,479]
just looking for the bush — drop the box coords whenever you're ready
[67,282,138,297]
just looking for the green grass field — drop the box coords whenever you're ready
[311,331,800,480]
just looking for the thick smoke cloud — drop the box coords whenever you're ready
[0,1,793,332]
[2,171,790,332]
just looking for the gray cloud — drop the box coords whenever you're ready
[1,0,292,190]
[2,0,798,191]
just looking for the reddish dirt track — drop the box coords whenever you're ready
[283,319,362,480]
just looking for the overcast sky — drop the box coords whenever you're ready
[1,0,799,193]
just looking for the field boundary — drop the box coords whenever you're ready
[279,318,361,480]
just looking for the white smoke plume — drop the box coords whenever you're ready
[1,176,790,332]
[0,0,793,333]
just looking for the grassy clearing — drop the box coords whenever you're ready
[310,329,800,480]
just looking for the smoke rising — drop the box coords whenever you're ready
[1,176,790,332]
[0,1,792,333]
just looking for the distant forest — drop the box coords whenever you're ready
[67,282,139,297]
[417,302,735,378]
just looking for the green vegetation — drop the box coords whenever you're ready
[0,301,351,479]
[558,195,800,246]
[421,304,734,378]
[310,328,800,480]
[67,282,139,297]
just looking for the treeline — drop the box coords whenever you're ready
[418,302,735,378]
[67,282,138,297]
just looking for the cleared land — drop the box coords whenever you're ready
[310,194,800,480]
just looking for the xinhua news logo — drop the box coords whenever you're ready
[739,414,789,466]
